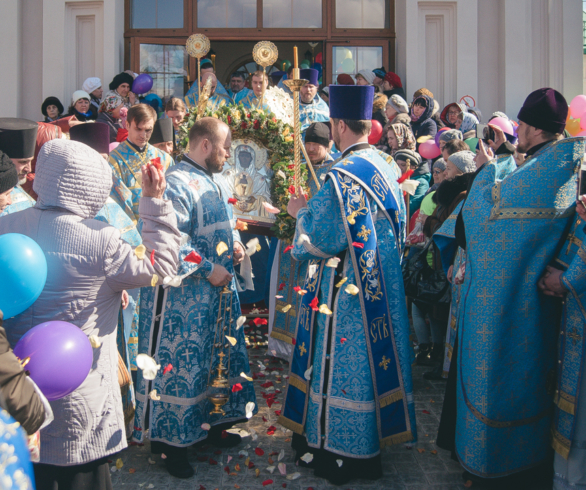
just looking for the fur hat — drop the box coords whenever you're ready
[109,72,134,91]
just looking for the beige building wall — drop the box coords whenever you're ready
[0,0,124,121]
[395,0,584,118]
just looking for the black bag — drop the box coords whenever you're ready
[402,240,451,304]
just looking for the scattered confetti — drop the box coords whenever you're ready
[278,449,285,461]
[163,364,173,375]
[246,238,260,256]
[184,250,202,264]
[240,372,253,382]
[283,245,293,254]
[255,447,265,456]
[149,389,161,401]
[336,459,343,467]
[150,249,155,266]
[308,264,317,279]
[226,336,237,346]
[417,448,425,453]
[304,365,313,381]
[262,480,273,487]
[129,468,136,473]
[266,466,276,474]
[201,423,211,431]
[116,458,124,469]
[217,241,229,256]
[309,297,319,311]
[136,354,160,380]
[234,219,248,231]
[134,244,146,260]
[352,242,364,249]
[422,410,431,414]
[278,283,285,291]
[255,468,261,477]
[263,203,281,214]
[300,453,313,463]
[237,316,247,329]
[151,274,158,287]
[286,473,301,481]
[254,318,268,326]
[340,338,347,344]
[278,463,286,475]
[318,304,332,315]
[325,257,340,267]
[89,335,101,348]
[345,284,359,295]
[281,304,292,313]
[232,383,243,393]
[335,277,348,287]
[430,450,438,455]
[228,198,238,204]
[246,402,255,419]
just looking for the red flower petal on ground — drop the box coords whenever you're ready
[309,297,318,311]
[248,462,255,469]
[262,480,273,487]
[150,250,155,266]
[199,486,206,490]
[209,458,218,465]
[255,447,265,456]
[228,197,238,204]
[288,185,296,194]
[283,245,293,253]
[184,251,202,264]
[267,398,275,408]
[232,383,243,393]
[262,416,268,422]
[163,364,173,375]
[197,456,209,462]
[253,318,268,326]
[224,465,230,474]
[352,242,365,249]
[221,430,229,439]
[261,381,274,388]
[274,410,281,416]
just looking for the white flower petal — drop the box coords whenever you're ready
[300,452,314,463]
[336,459,343,467]
[297,234,310,246]
[304,365,313,381]
[286,472,301,480]
[89,335,101,348]
[136,354,161,380]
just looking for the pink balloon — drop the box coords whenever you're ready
[575,130,586,137]
[570,95,586,119]
[109,142,119,153]
[419,140,441,159]
[580,117,586,131]
[489,117,514,136]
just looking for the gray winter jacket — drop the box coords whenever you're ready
[0,139,180,465]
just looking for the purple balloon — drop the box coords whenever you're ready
[13,321,93,401]
[132,74,153,95]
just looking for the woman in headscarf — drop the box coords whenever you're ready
[96,92,125,143]
[394,148,430,216]
[440,102,466,128]
[386,123,416,157]
[67,91,96,122]
[355,69,375,86]
[376,95,411,153]
[107,72,137,109]
[410,94,437,141]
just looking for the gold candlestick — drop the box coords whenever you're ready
[284,70,308,195]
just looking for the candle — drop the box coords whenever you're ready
[293,46,298,69]
[211,54,216,71]
[282,62,286,71]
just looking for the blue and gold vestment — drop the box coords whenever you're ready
[455,138,585,477]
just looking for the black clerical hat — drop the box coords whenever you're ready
[150,118,174,145]
[305,122,330,147]
[70,122,110,155]
[0,118,38,159]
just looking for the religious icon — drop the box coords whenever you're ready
[221,138,274,223]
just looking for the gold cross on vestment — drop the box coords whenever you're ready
[357,225,371,242]
[298,342,307,356]
[495,232,513,251]
[478,251,495,270]
[379,355,391,371]
[477,288,494,306]
[476,324,493,342]
[568,328,582,346]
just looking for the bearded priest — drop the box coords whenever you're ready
[278,85,416,486]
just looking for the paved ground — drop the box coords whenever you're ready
[110,337,472,490]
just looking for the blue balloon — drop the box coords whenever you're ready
[0,234,47,319]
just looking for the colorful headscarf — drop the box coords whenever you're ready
[389,123,416,156]
[99,92,123,114]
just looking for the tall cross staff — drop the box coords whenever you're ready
[186,34,211,98]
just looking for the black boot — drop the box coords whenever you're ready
[416,343,432,365]
[163,446,194,479]
[206,426,242,448]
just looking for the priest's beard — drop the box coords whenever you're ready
[18,176,27,185]
[205,146,225,174]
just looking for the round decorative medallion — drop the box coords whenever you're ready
[253,41,279,68]
[186,33,210,59]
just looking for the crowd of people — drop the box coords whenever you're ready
[0,62,585,490]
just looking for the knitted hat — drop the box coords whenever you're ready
[372,67,386,79]
[109,72,134,91]
[336,74,355,86]
[517,88,568,134]
[0,150,17,194]
[0,118,38,159]
[413,88,434,100]
[387,94,408,114]
[82,77,102,94]
[394,149,422,167]
[150,118,174,145]
[448,150,476,174]
[72,90,90,105]
[439,129,463,143]
[490,111,509,121]
[41,96,64,117]
[433,158,446,172]
[70,122,111,154]
[383,72,402,88]
[300,68,319,86]
[357,69,375,85]
[329,85,374,120]
[305,122,330,147]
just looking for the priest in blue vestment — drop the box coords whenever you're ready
[132,117,256,479]
[241,71,270,111]
[226,71,251,105]
[278,85,416,486]
[184,73,232,113]
[446,88,584,487]
[185,59,231,99]
[298,69,330,134]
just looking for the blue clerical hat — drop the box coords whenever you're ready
[329,85,374,120]
[300,68,319,87]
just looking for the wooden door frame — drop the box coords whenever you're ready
[324,39,390,85]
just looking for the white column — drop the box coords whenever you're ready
[0,0,22,117]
